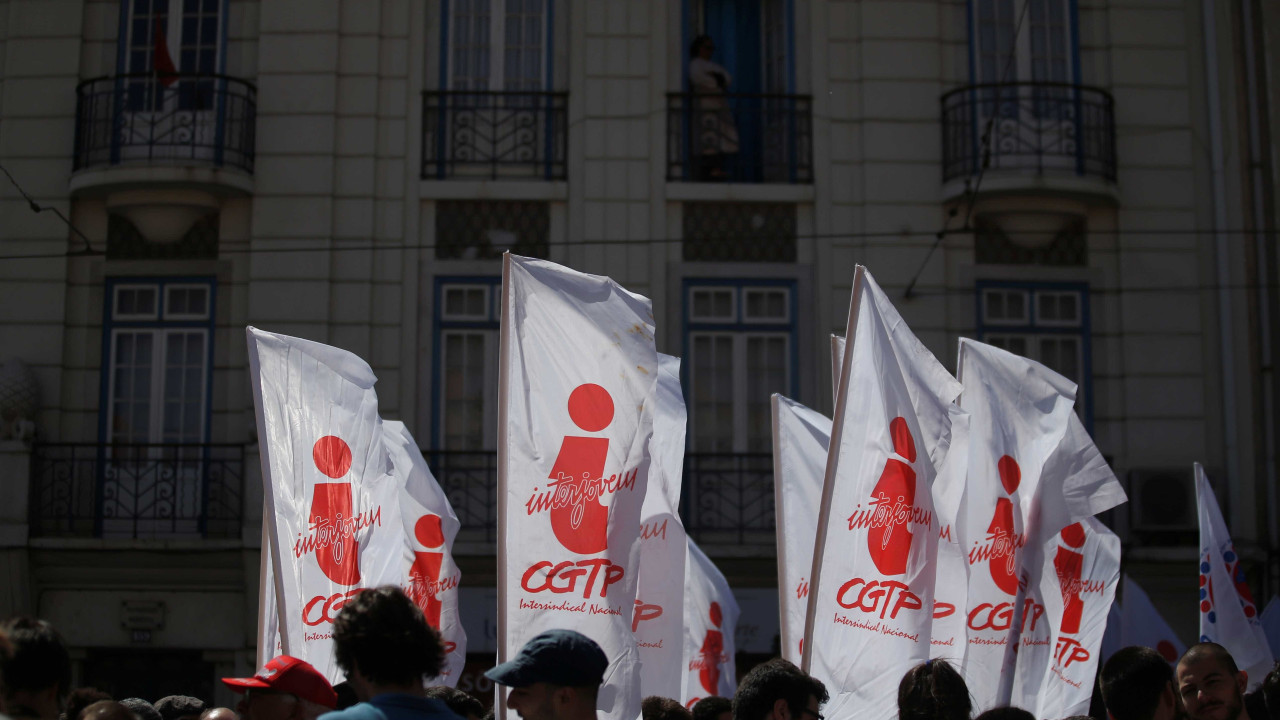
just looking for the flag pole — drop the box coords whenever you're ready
[801,265,863,673]
[495,254,513,719]
[770,394,790,660]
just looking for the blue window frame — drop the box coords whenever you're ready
[432,276,502,451]
[682,278,798,452]
[99,276,217,447]
[116,0,228,112]
[975,280,1092,430]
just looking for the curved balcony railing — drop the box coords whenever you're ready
[941,82,1116,184]
[31,443,244,539]
[73,73,257,173]
[422,91,568,180]
[668,93,813,183]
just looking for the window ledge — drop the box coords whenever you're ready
[666,182,814,203]
[419,180,568,201]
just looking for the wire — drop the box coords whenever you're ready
[904,0,1034,299]
[0,161,101,256]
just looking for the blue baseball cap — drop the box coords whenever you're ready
[484,629,609,688]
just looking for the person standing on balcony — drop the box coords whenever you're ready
[689,35,739,181]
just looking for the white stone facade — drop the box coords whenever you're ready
[0,0,1278,703]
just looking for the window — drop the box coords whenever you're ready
[435,201,549,260]
[434,278,502,450]
[447,0,549,92]
[684,280,797,452]
[977,282,1090,426]
[973,0,1072,87]
[122,0,223,111]
[104,278,214,446]
[683,203,796,262]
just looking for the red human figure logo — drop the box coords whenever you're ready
[311,436,360,586]
[987,455,1021,596]
[867,418,917,576]
[409,513,446,629]
[1054,523,1087,634]
[546,384,614,555]
[698,602,725,694]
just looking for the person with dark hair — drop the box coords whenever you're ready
[972,707,1035,720]
[61,689,112,720]
[691,697,732,720]
[154,697,204,720]
[485,629,607,720]
[0,617,72,720]
[642,697,691,720]
[1177,643,1252,720]
[897,659,972,720]
[319,586,461,720]
[119,699,161,720]
[223,655,337,720]
[731,658,827,720]
[1100,646,1179,720]
[79,703,138,720]
[118,700,160,720]
[687,33,738,180]
[421,689,482,720]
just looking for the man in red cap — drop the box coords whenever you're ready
[223,655,339,720]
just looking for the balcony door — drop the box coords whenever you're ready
[687,0,792,182]
[101,278,215,537]
[117,0,224,162]
[969,0,1079,173]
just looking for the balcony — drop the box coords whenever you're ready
[421,91,568,181]
[940,82,1116,201]
[30,443,244,540]
[72,74,256,191]
[425,450,775,550]
[667,93,812,185]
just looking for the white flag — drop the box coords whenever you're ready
[498,254,657,720]
[771,394,832,664]
[384,420,467,685]
[830,334,845,406]
[804,267,963,720]
[247,327,404,683]
[953,338,1077,711]
[929,404,970,658]
[1117,575,1186,664]
[635,354,689,700]
[1012,517,1120,719]
[1262,596,1280,661]
[683,539,740,704]
[1195,463,1273,688]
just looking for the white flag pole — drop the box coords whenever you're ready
[801,266,863,673]
[246,326,292,658]
[496,253,513,718]
[771,394,790,659]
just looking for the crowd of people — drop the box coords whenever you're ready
[2,586,1279,720]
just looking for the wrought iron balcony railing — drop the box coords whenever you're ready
[31,443,245,539]
[421,91,568,180]
[941,82,1116,183]
[73,74,257,173]
[667,93,813,184]
[423,450,775,547]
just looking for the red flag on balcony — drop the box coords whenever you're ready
[153,16,178,87]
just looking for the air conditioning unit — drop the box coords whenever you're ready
[1128,468,1198,537]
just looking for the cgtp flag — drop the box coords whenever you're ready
[953,338,1077,711]
[771,394,832,664]
[635,354,689,700]
[247,327,404,682]
[929,404,970,658]
[803,267,963,720]
[1011,517,1120,719]
[683,539,740,705]
[1195,463,1273,688]
[384,420,467,685]
[1116,575,1187,664]
[498,254,658,720]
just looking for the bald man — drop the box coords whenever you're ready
[1177,643,1252,720]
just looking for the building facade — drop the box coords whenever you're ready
[0,0,1277,704]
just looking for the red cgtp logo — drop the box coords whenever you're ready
[1052,522,1102,668]
[969,455,1025,595]
[308,436,361,585]
[692,602,727,695]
